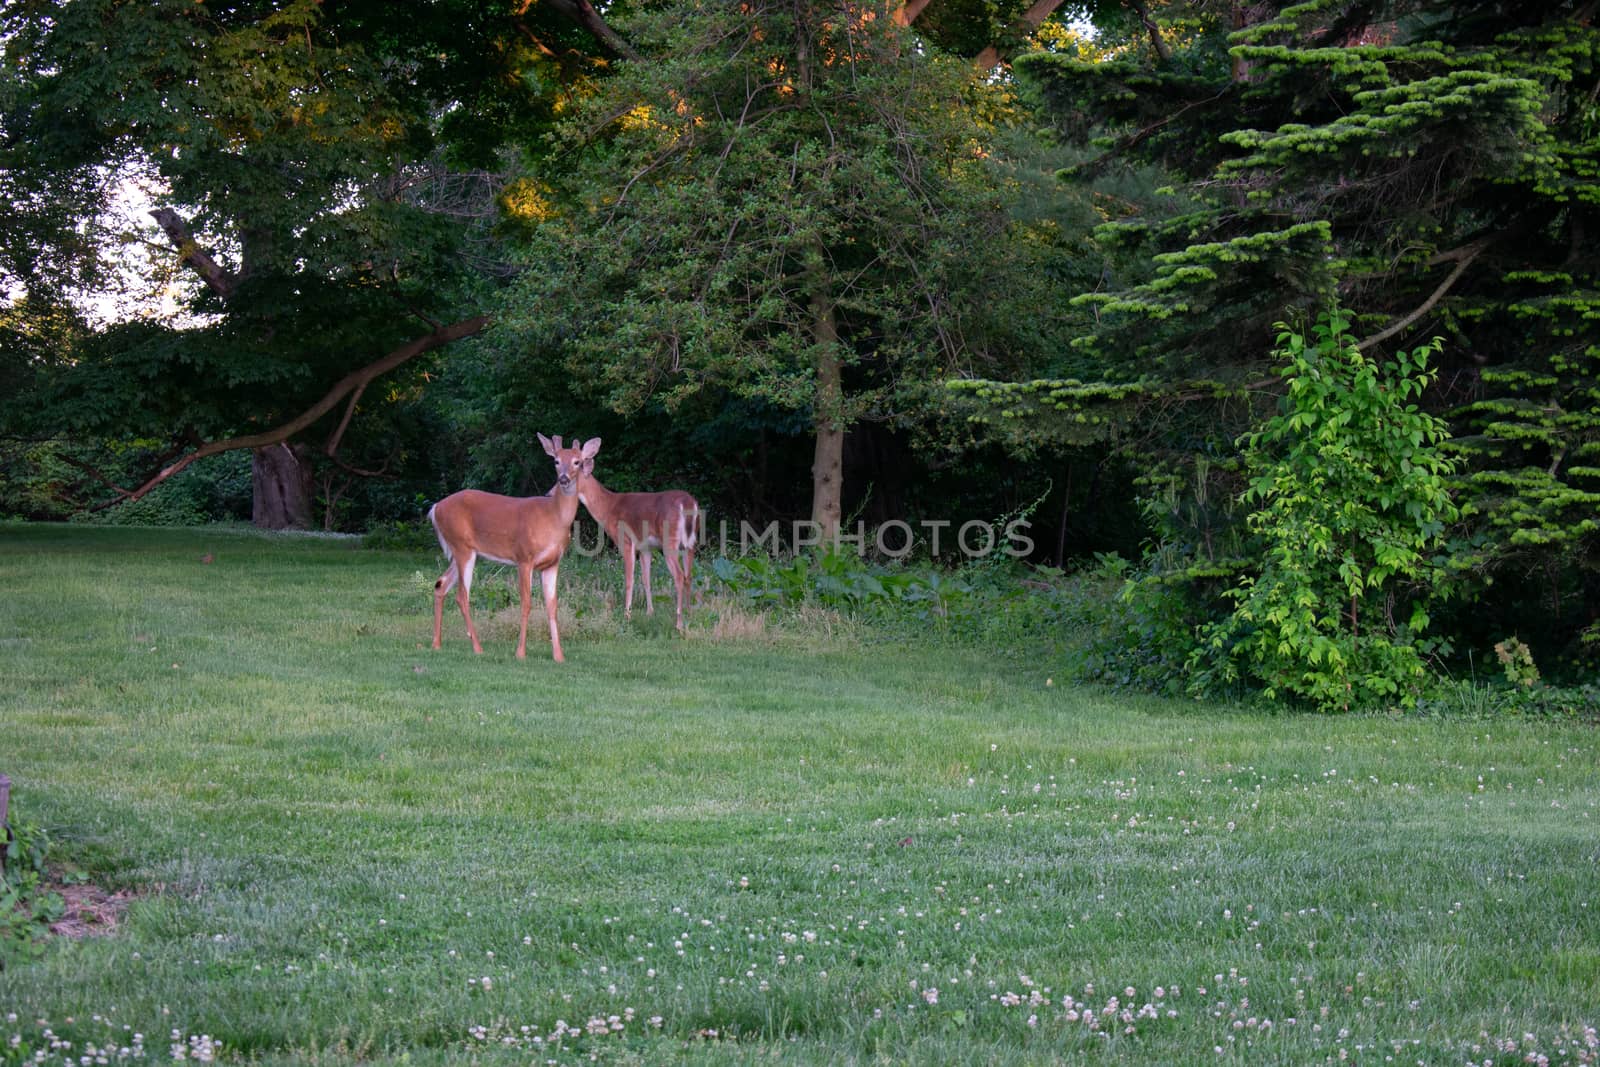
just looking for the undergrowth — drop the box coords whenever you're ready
[1,809,61,968]
[703,546,1598,717]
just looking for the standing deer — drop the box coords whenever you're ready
[579,473,700,632]
[429,434,600,662]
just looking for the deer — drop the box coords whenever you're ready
[428,434,600,662]
[579,471,700,632]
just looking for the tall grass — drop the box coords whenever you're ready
[1,524,1596,1065]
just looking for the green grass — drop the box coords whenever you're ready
[1,523,1596,1065]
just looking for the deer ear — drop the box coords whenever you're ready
[581,437,602,459]
[538,432,556,456]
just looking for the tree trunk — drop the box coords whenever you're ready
[810,290,844,543]
[252,443,313,530]
[973,0,1069,71]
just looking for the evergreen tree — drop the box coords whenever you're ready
[969,0,1600,675]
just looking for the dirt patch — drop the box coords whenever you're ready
[46,880,137,939]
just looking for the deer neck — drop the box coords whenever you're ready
[545,480,583,525]
[579,476,619,520]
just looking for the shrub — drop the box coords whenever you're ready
[364,518,440,552]
[1192,312,1459,711]
[1,810,62,966]
[707,549,1069,651]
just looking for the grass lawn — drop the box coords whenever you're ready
[1,523,1596,1065]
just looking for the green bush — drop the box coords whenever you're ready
[1058,556,1215,698]
[1192,312,1459,711]
[74,450,252,527]
[1,810,61,966]
[1416,677,1600,719]
[707,549,1070,650]
[363,517,439,552]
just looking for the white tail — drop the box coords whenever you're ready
[429,434,600,662]
[579,477,700,632]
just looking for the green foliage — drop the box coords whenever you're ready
[996,1,1600,666]
[1449,270,1600,578]
[362,517,439,553]
[0,441,252,525]
[1493,636,1541,689]
[85,451,253,527]
[1416,676,1600,720]
[0,0,583,521]
[1482,681,1600,719]
[1,810,61,967]
[0,440,80,522]
[496,0,1057,486]
[1043,552,1210,697]
[1194,312,1459,711]
[707,548,1086,651]
[711,551,980,622]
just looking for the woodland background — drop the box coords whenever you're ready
[2,0,1597,708]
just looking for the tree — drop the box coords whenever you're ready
[0,0,620,526]
[967,0,1600,671]
[498,0,1051,539]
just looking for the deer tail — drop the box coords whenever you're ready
[428,502,454,561]
[679,501,699,549]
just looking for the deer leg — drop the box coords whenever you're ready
[642,549,655,616]
[662,539,686,632]
[541,563,564,662]
[454,554,484,654]
[515,561,534,660]
[682,539,695,624]
[622,539,637,619]
[432,562,458,649]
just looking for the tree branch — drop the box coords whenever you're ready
[325,380,367,459]
[112,315,491,504]
[1124,0,1171,61]
[1340,234,1499,283]
[1121,89,1228,155]
[893,0,935,27]
[59,446,184,504]
[525,0,640,60]
[149,208,237,299]
[325,447,399,480]
[1355,239,1488,352]
[973,0,1068,71]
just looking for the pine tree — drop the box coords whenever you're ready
[969,0,1600,673]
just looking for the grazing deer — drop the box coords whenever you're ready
[579,474,700,632]
[429,434,600,662]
